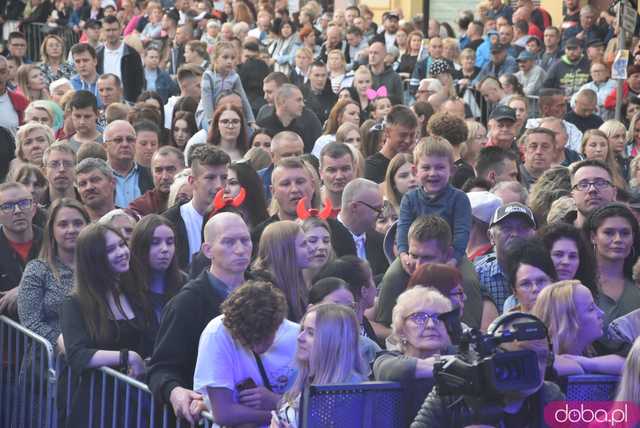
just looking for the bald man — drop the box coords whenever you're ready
[148,212,252,424]
[104,120,153,207]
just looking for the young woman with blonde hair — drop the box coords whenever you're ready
[253,220,313,321]
[16,64,49,102]
[532,280,624,376]
[272,303,366,427]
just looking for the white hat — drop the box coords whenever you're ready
[468,191,503,224]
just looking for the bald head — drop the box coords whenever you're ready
[104,120,136,165]
[204,212,246,243]
[271,131,304,163]
[203,211,252,278]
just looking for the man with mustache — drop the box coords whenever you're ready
[519,127,557,190]
[104,120,154,208]
[571,159,616,228]
[129,146,185,216]
[41,143,81,208]
[164,145,230,269]
[148,212,252,424]
[0,182,41,317]
[75,158,116,222]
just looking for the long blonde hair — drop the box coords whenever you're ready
[581,129,626,190]
[531,280,582,355]
[284,303,366,402]
[615,337,640,402]
[17,64,48,102]
[253,221,308,321]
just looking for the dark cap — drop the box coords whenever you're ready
[490,42,507,53]
[516,50,536,62]
[489,105,516,122]
[243,40,260,52]
[384,11,400,20]
[564,37,581,49]
[490,202,536,228]
[85,18,102,29]
[164,7,180,23]
[587,36,605,48]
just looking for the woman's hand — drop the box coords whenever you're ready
[127,351,146,379]
[238,386,280,410]
[56,334,65,355]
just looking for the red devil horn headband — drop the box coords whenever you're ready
[296,197,333,220]
[212,187,246,213]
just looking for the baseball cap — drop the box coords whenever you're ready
[490,42,507,53]
[565,37,580,49]
[468,192,503,224]
[516,50,536,62]
[384,11,400,20]
[489,105,516,122]
[490,202,536,228]
[587,36,605,48]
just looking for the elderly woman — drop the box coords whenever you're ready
[372,287,452,425]
[9,122,54,177]
[532,280,625,376]
[98,208,138,244]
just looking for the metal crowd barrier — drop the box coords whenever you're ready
[24,23,80,63]
[0,315,214,428]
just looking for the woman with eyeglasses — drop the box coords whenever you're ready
[372,287,452,423]
[583,203,640,353]
[501,237,558,314]
[205,103,249,161]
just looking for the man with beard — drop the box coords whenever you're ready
[570,159,616,228]
[75,158,116,222]
[41,143,81,208]
[129,146,185,216]
[164,145,230,269]
[104,120,153,208]
[251,156,356,258]
[148,213,252,424]
[0,182,41,316]
[475,202,536,313]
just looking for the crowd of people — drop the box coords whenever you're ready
[2,0,640,426]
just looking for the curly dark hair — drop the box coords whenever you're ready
[427,111,469,146]
[221,280,288,348]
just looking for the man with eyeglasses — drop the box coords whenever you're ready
[475,202,536,313]
[518,127,557,190]
[373,215,483,340]
[104,120,154,207]
[570,159,616,228]
[0,182,41,317]
[41,143,81,208]
[338,178,388,276]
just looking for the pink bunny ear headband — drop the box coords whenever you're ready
[366,86,388,101]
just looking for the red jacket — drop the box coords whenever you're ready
[6,89,28,125]
[604,81,640,110]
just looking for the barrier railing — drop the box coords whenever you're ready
[1,315,214,428]
[24,23,80,63]
[0,315,57,428]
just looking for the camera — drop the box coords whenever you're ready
[433,309,547,401]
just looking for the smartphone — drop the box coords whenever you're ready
[236,377,257,391]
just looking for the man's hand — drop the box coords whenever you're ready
[238,386,280,410]
[0,287,19,315]
[400,252,415,275]
[169,387,204,424]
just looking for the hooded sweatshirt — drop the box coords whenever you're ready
[542,54,590,97]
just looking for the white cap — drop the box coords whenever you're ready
[468,191,503,224]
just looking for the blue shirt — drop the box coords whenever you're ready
[144,68,158,92]
[474,252,510,314]
[113,163,141,208]
[70,74,103,107]
[396,184,471,262]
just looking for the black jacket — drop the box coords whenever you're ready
[256,109,322,154]
[251,214,357,259]
[136,164,154,195]
[146,270,228,404]
[365,230,389,277]
[238,57,270,116]
[0,226,43,293]
[303,82,338,125]
[411,382,565,428]
[96,43,144,102]
[162,202,190,270]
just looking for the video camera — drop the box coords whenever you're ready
[433,309,548,401]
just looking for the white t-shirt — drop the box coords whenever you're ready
[180,200,203,262]
[0,92,20,135]
[194,316,299,421]
[103,43,125,79]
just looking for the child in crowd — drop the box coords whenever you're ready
[396,136,471,269]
